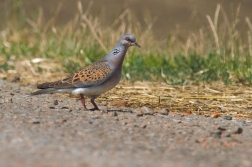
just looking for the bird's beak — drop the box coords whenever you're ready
[133,42,141,48]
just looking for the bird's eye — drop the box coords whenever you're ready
[125,37,130,41]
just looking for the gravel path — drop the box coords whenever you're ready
[0,79,252,167]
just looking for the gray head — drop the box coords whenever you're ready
[118,34,141,48]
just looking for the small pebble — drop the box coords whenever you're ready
[135,108,143,116]
[217,127,226,131]
[157,109,169,115]
[235,120,246,126]
[54,100,59,105]
[231,127,243,134]
[91,115,100,119]
[210,130,222,139]
[140,122,148,128]
[61,106,69,109]
[183,110,192,116]
[141,106,154,115]
[101,110,108,114]
[27,119,40,124]
[223,116,232,120]
[109,111,118,117]
[224,133,231,138]
[120,121,128,125]
[10,74,20,82]
[134,124,140,128]
[173,119,182,123]
[210,113,221,118]
[59,119,67,124]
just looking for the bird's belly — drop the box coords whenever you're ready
[72,73,120,96]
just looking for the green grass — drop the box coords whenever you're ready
[0,1,252,85]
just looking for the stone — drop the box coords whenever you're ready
[223,116,232,120]
[54,100,59,105]
[157,108,169,115]
[109,111,118,117]
[210,130,222,139]
[134,108,143,116]
[231,127,243,134]
[141,106,154,115]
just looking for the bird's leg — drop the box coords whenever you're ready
[76,94,87,110]
[89,99,99,111]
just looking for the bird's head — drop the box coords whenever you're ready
[119,34,141,48]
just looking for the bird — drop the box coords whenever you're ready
[30,34,141,111]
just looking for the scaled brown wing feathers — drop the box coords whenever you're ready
[37,60,112,89]
[36,75,74,89]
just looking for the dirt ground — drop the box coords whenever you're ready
[0,79,252,167]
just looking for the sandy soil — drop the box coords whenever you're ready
[0,79,252,167]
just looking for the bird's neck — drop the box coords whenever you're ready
[106,44,129,68]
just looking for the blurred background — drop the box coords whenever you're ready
[1,0,251,39]
[0,0,252,84]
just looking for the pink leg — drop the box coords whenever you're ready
[76,94,87,110]
[90,99,99,111]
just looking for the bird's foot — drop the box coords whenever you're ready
[90,99,99,111]
[89,107,100,111]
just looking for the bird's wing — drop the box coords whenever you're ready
[37,59,113,89]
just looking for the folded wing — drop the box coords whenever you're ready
[37,59,112,89]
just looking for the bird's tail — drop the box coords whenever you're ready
[30,88,74,95]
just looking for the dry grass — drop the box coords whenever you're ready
[96,81,252,119]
